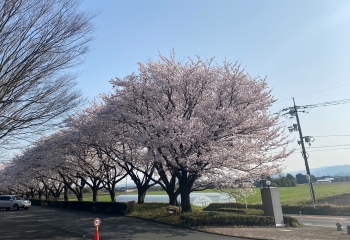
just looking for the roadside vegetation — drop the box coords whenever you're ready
[126,203,301,227]
[78,182,350,206]
[33,182,350,228]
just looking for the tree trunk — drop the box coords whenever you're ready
[137,186,147,204]
[76,186,84,201]
[109,189,116,202]
[64,185,69,202]
[155,164,180,205]
[77,191,83,202]
[44,189,50,201]
[178,170,192,212]
[92,187,98,202]
[167,189,180,205]
[180,188,191,212]
[38,190,43,200]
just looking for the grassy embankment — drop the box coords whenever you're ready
[82,182,350,205]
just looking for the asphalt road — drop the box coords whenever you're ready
[289,214,350,228]
[0,206,244,240]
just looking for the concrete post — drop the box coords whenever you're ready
[260,187,285,226]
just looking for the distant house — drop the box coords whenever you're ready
[115,186,137,192]
[317,179,331,183]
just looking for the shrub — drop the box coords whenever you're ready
[30,199,134,215]
[180,212,275,227]
[217,208,264,215]
[205,203,350,216]
[283,216,302,227]
[201,207,300,227]
[282,204,350,216]
[126,201,137,213]
[204,203,263,211]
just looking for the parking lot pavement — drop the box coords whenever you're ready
[0,208,84,239]
[0,206,243,240]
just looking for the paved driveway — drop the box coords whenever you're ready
[0,206,244,240]
[289,214,350,228]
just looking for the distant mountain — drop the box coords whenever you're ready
[283,165,350,177]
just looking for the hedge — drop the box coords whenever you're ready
[180,212,275,227]
[30,199,136,215]
[283,216,301,227]
[204,203,350,216]
[282,205,350,216]
[216,208,264,215]
[204,203,263,211]
[191,208,301,227]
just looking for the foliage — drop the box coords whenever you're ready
[126,201,137,213]
[126,203,182,225]
[204,202,350,216]
[256,174,297,187]
[126,203,291,227]
[180,212,275,227]
[216,208,264,215]
[282,204,350,216]
[30,199,134,215]
[296,173,317,184]
[204,203,263,211]
[107,51,292,211]
[283,216,302,227]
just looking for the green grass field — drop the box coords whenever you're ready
[80,182,350,205]
[235,182,350,205]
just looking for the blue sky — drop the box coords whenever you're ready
[75,0,350,173]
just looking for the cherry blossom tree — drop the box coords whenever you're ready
[24,130,89,202]
[66,101,156,203]
[108,52,292,212]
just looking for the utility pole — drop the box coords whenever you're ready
[292,98,316,207]
[283,98,316,207]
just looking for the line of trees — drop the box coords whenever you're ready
[255,173,297,187]
[0,51,292,211]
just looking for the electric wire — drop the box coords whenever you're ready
[281,98,350,113]
[306,147,350,153]
[268,145,350,154]
[276,83,350,103]
[312,135,350,137]
[304,98,350,108]
[308,144,350,149]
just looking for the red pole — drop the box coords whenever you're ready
[94,226,99,240]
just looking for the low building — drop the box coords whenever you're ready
[317,179,331,183]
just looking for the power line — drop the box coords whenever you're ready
[308,143,350,149]
[276,83,350,103]
[269,147,350,155]
[280,97,350,114]
[312,135,350,137]
[301,147,350,153]
[305,99,350,108]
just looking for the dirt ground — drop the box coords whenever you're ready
[196,226,350,240]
